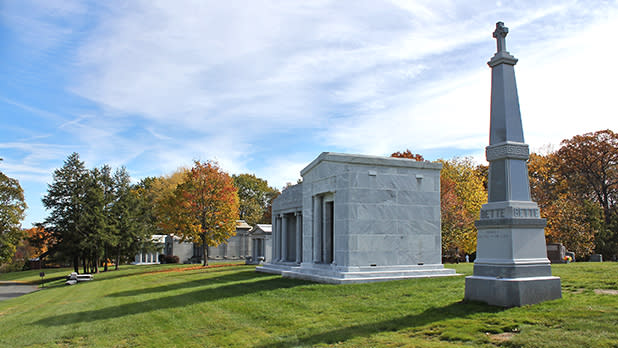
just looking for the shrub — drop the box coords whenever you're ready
[164,255,179,264]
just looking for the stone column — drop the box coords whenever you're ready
[464,22,561,307]
[281,214,288,262]
[295,212,302,264]
[276,216,282,262]
[313,196,323,263]
[272,216,279,262]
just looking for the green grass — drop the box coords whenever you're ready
[0,262,616,347]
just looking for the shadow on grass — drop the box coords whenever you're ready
[256,300,504,348]
[34,273,307,326]
[63,264,253,284]
[107,269,264,298]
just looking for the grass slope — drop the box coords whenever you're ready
[0,262,616,347]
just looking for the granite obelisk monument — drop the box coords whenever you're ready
[464,22,561,307]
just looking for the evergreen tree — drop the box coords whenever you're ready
[42,153,88,273]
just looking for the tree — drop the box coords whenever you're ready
[390,149,424,161]
[439,158,487,257]
[174,161,239,266]
[42,153,90,273]
[146,169,189,235]
[0,166,27,264]
[556,130,617,223]
[110,168,151,270]
[232,174,279,226]
[555,130,617,230]
[528,152,598,258]
[25,225,55,258]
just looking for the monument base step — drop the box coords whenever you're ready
[256,263,458,284]
[464,275,561,307]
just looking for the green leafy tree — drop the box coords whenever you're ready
[232,174,279,226]
[0,164,27,264]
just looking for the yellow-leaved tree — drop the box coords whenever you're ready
[439,158,487,258]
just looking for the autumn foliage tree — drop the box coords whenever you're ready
[528,152,597,258]
[172,161,239,266]
[391,149,424,161]
[529,129,618,259]
[439,158,487,257]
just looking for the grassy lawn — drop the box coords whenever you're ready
[0,262,616,347]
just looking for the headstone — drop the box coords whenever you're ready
[464,22,561,307]
[546,243,566,263]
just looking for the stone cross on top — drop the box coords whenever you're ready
[493,21,508,53]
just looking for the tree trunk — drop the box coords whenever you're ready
[73,255,79,273]
[93,253,99,274]
[203,233,208,266]
[82,256,87,274]
[103,247,108,272]
[115,246,120,270]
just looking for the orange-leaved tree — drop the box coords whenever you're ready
[528,152,599,258]
[390,149,424,161]
[175,161,239,266]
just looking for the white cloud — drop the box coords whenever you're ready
[4,0,618,226]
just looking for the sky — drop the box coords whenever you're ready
[1,0,617,228]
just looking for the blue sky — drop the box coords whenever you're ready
[1,0,617,228]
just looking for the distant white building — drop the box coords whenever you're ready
[162,220,255,264]
[247,224,272,264]
[133,235,166,265]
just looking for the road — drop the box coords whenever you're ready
[0,281,39,301]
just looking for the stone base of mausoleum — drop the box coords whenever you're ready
[465,275,561,307]
[256,262,458,284]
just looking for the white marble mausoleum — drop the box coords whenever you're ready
[257,152,456,283]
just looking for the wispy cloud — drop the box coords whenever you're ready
[2,0,618,227]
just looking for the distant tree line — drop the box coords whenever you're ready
[2,129,614,272]
[34,154,280,272]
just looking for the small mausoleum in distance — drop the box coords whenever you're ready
[256,152,456,283]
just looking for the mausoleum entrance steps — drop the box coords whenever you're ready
[256,262,458,284]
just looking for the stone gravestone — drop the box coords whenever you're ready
[464,22,561,307]
[546,243,566,263]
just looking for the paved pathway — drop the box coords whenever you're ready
[0,281,39,301]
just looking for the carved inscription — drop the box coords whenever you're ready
[479,230,508,240]
[480,208,505,219]
[513,208,539,218]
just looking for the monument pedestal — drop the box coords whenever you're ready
[465,203,561,306]
[465,275,561,307]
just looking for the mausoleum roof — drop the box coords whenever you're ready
[300,152,442,176]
